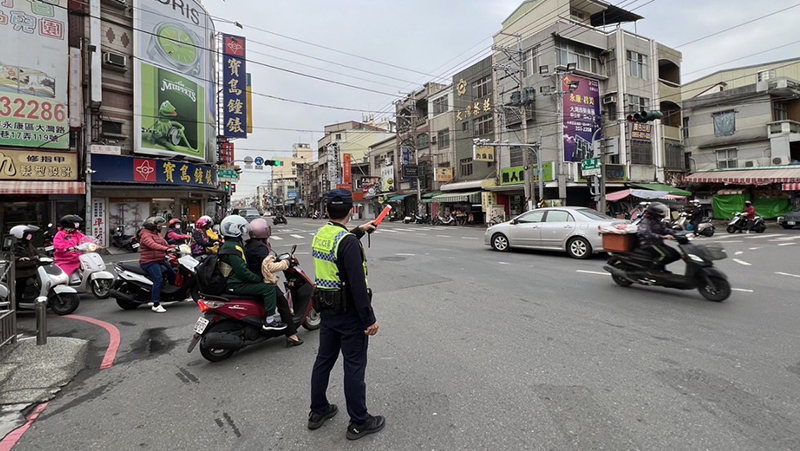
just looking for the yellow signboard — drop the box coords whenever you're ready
[0,149,77,180]
[474,145,495,162]
[481,191,497,212]
[435,167,453,182]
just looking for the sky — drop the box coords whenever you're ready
[200,0,800,199]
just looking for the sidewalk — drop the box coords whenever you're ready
[0,336,88,439]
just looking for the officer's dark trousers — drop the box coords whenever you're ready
[310,310,369,424]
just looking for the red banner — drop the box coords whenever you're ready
[343,153,352,185]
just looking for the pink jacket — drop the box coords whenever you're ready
[54,230,89,277]
[139,229,173,265]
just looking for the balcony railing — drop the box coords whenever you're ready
[768,120,800,137]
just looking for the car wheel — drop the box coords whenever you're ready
[491,233,509,252]
[566,237,591,259]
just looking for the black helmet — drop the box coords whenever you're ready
[60,214,84,229]
[143,216,166,231]
[645,202,669,219]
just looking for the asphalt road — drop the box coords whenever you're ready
[12,218,800,450]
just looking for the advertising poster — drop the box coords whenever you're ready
[562,75,601,162]
[0,0,69,149]
[134,0,214,161]
[380,166,394,192]
[91,199,107,247]
[222,34,247,139]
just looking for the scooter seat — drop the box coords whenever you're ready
[120,262,149,275]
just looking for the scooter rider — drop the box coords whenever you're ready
[10,225,40,307]
[688,200,703,234]
[218,215,287,332]
[308,189,384,440]
[191,216,217,256]
[53,215,92,280]
[244,218,302,346]
[139,216,177,313]
[744,200,756,233]
[637,202,680,273]
[166,219,191,245]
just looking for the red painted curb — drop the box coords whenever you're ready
[64,314,121,370]
[0,402,49,451]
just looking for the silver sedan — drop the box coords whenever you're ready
[484,207,627,259]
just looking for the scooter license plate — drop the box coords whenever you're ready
[132,243,140,249]
[193,317,209,334]
[788,221,796,226]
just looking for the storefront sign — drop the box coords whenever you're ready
[343,153,352,185]
[402,164,419,178]
[69,47,82,129]
[0,0,70,149]
[579,164,628,182]
[630,122,652,141]
[563,75,601,162]
[532,161,555,182]
[0,149,77,180]
[435,167,453,182]
[474,145,495,162]
[481,192,497,212]
[134,0,214,161]
[91,199,107,247]
[381,166,394,192]
[92,154,218,188]
[90,144,121,155]
[221,34,248,139]
[456,99,492,121]
[360,176,380,194]
[500,166,525,186]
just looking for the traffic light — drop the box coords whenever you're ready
[224,181,230,191]
[263,160,283,166]
[627,110,664,123]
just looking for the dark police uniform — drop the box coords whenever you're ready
[309,192,376,427]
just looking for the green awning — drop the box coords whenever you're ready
[422,191,442,198]
[431,191,482,203]
[630,183,692,197]
[388,194,413,202]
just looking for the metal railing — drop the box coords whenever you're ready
[0,253,18,348]
[767,120,800,136]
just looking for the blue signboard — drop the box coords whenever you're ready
[222,34,248,139]
[92,154,218,188]
[254,156,264,166]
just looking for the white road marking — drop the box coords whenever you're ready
[396,253,416,256]
[776,272,800,278]
[382,229,397,233]
[576,270,610,276]
[498,262,510,265]
[271,236,283,240]
[733,258,752,266]
[778,243,796,246]
[744,234,781,239]
[462,237,480,240]
[734,251,743,255]
[437,235,451,238]
[714,240,743,243]
[732,288,754,293]
[748,247,761,250]
[290,234,304,239]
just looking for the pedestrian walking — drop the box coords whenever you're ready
[308,189,384,440]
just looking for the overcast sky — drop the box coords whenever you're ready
[201,0,800,198]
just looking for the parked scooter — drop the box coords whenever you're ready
[64,241,116,299]
[435,214,455,226]
[726,211,766,234]
[111,225,139,252]
[403,214,430,224]
[672,212,715,237]
[0,256,81,315]
[109,245,200,310]
[187,245,320,362]
[603,232,731,301]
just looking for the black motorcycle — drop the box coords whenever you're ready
[603,232,731,302]
[273,214,287,225]
[111,226,139,252]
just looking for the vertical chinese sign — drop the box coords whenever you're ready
[92,199,107,247]
[0,0,69,149]
[134,0,213,160]
[562,75,601,162]
[342,153,352,187]
[222,34,248,139]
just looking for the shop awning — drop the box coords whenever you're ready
[783,183,800,191]
[0,181,85,195]
[422,191,441,198]
[606,189,684,202]
[431,191,482,203]
[629,183,692,197]
[388,194,413,202]
[685,168,800,186]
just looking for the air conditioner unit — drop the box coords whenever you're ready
[775,79,789,89]
[772,156,789,165]
[523,87,535,103]
[509,91,521,106]
[430,136,437,144]
[744,160,758,168]
[102,52,127,69]
[603,96,616,105]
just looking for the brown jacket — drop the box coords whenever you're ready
[139,229,172,265]
[260,255,289,285]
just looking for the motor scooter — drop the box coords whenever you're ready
[671,212,715,237]
[273,213,288,225]
[111,226,139,252]
[0,255,81,315]
[62,241,116,299]
[603,232,731,301]
[187,245,321,362]
[435,214,455,226]
[109,245,200,310]
[727,211,766,234]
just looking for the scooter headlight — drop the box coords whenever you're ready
[686,253,704,262]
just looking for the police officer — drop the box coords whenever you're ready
[308,189,384,441]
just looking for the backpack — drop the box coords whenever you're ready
[195,249,237,295]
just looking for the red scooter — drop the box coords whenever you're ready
[187,245,321,362]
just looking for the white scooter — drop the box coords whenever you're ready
[63,241,116,299]
[0,257,81,315]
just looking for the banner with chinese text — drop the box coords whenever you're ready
[0,0,69,149]
[222,34,247,138]
[474,146,495,162]
[91,199,107,247]
[91,154,218,189]
[343,153,352,185]
[562,75,601,162]
[0,149,77,180]
[134,0,214,161]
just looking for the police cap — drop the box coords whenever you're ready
[327,189,353,207]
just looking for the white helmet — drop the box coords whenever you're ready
[10,225,39,240]
[220,215,249,238]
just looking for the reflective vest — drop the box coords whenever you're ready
[312,223,367,291]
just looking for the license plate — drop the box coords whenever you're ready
[789,221,796,226]
[193,317,209,334]
[132,243,140,249]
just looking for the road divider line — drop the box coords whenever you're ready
[732,258,752,266]
[436,235,451,238]
[778,243,796,246]
[732,288,754,293]
[396,253,416,256]
[748,247,761,250]
[776,271,800,278]
[576,270,610,276]
[65,315,121,370]
[744,234,780,239]
[271,236,283,240]
[498,262,510,265]
[734,251,743,255]
[715,240,743,243]
[462,237,479,240]
[290,234,304,239]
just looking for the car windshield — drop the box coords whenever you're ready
[575,208,615,221]
[242,210,259,216]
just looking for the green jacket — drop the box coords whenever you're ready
[219,239,262,286]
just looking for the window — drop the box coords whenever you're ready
[626,94,650,113]
[521,45,539,78]
[472,75,492,99]
[545,211,574,223]
[556,42,599,74]
[627,51,649,80]
[416,133,429,149]
[432,96,448,115]
[335,133,342,140]
[682,117,689,139]
[773,101,788,121]
[517,210,544,224]
[437,129,450,149]
[474,114,493,136]
[101,120,124,136]
[665,142,684,170]
[510,146,524,167]
[630,141,653,165]
[713,111,735,136]
[460,158,473,177]
[462,121,469,132]
[716,148,737,169]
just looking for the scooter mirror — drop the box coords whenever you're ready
[291,244,297,254]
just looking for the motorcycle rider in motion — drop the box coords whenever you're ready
[166,219,191,245]
[10,225,41,307]
[638,203,681,273]
[139,217,177,313]
[688,200,703,234]
[53,215,92,281]
[744,200,756,233]
[191,216,218,256]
